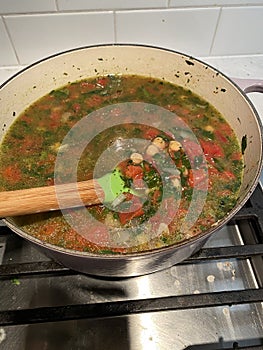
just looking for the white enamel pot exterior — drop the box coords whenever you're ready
[0,44,262,277]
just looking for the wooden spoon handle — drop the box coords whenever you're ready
[0,179,104,217]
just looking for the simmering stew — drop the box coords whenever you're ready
[0,75,243,254]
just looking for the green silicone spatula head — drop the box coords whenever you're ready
[96,168,140,203]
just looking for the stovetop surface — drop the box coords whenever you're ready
[0,185,262,350]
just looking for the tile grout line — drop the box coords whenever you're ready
[209,7,222,56]
[0,4,258,16]
[1,15,21,66]
[113,11,117,43]
[0,4,260,17]
[54,0,59,12]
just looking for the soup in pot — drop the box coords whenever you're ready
[0,74,243,254]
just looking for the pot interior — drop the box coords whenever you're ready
[0,44,262,231]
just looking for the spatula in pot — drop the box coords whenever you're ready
[0,169,140,217]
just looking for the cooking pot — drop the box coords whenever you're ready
[0,44,262,277]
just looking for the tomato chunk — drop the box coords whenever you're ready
[2,164,22,184]
[125,165,144,179]
[118,207,145,225]
[143,128,160,140]
[118,194,144,225]
[96,77,108,88]
[200,139,224,158]
[188,168,208,190]
[85,225,109,245]
[222,170,236,180]
[182,139,203,162]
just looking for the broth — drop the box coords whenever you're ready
[0,75,243,254]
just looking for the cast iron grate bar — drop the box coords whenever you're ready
[184,340,263,350]
[0,288,262,327]
[236,347,263,350]
[186,244,263,262]
[209,347,262,350]
[225,347,263,350]
[186,344,263,350]
[0,244,262,278]
[0,260,72,278]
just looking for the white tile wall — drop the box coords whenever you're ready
[4,12,115,65]
[0,17,18,65]
[57,0,168,11]
[115,8,220,57]
[170,0,263,6]
[0,1,263,67]
[211,6,263,55]
[0,66,22,83]
[0,0,57,14]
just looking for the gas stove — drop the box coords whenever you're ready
[0,65,262,349]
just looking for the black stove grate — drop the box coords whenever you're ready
[0,288,262,327]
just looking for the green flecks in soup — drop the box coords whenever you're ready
[0,75,243,254]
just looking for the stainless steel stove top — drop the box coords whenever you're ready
[0,185,262,350]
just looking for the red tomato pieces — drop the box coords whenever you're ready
[85,225,110,245]
[188,169,208,190]
[125,165,144,179]
[143,128,160,140]
[182,139,203,162]
[200,139,224,158]
[118,194,144,225]
[96,77,108,88]
[2,164,22,184]
[222,171,236,180]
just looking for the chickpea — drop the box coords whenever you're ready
[50,142,61,152]
[146,144,159,156]
[152,136,166,150]
[182,167,188,177]
[204,125,214,132]
[171,177,181,188]
[130,152,143,165]
[169,140,182,153]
